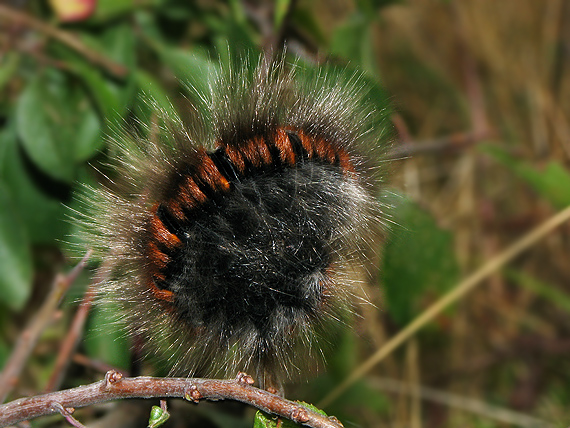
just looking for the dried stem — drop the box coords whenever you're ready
[0,371,343,428]
[386,129,494,160]
[71,354,129,377]
[0,251,92,404]
[52,403,88,428]
[0,5,128,78]
[320,204,570,407]
[367,377,554,428]
[44,262,110,392]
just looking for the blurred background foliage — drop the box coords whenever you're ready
[1,0,570,427]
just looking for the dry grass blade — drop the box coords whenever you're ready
[319,205,570,408]
[367,377,554,428]
[0,251,92,404]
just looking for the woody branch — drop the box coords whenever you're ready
[0,371,343,428]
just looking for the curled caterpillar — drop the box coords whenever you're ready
[78,55,390,388]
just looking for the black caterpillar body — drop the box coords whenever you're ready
[80,56,389,387]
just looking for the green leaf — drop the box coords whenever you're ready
[16,77,76,182]
[0,52,19,92]
[16,73,103,181]
[90,0,159,22]
[157,46,220,120]
[84,302,131,369]
[203,5,257,60]
[296,402,328,417]
[58,25,137,127]
[91,25,138,115]
[0,182,33,311]
[134,70,182,124]
[0,124,70,244]
[482,145,570,209]
[382,195,460,325]
[101,24,137,68]
[290,7,326,46]
[213,25,259,74]
[253,411,284,427]
[254,407,319,428]
[160,47,217,95]
[330,12,378,77]
[227,0,247,25]
[254,403,329,427]
[75,103,105,162]
[148,405,170,428]
[68,58,122,127]
[133,10,167,45]
[274,0,291,29]
[68,100,102,164]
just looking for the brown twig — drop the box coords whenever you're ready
[159,399,168,412]
[0,371,343,428]
[44,262,111,393]
[386,129,493,160]
[0,251,92,404]
[71,353,129,377]
[52,403,87,428]
[0,5,128,78]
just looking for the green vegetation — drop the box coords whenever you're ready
[1,0,569,427]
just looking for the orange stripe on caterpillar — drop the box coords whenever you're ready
[224,145,246,173]
[150,204,182,248]
[149,280,175,303]
[177,176,207,210]
[296,130,315,158]
[147,241,169,269]
[336,147,356,175]
[313,136,338,165]
[195,149,231,192]
[165,199,186,221]
[274,127,296,165]
[241,135,272,167]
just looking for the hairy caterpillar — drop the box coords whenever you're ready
[78,54,390,389]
